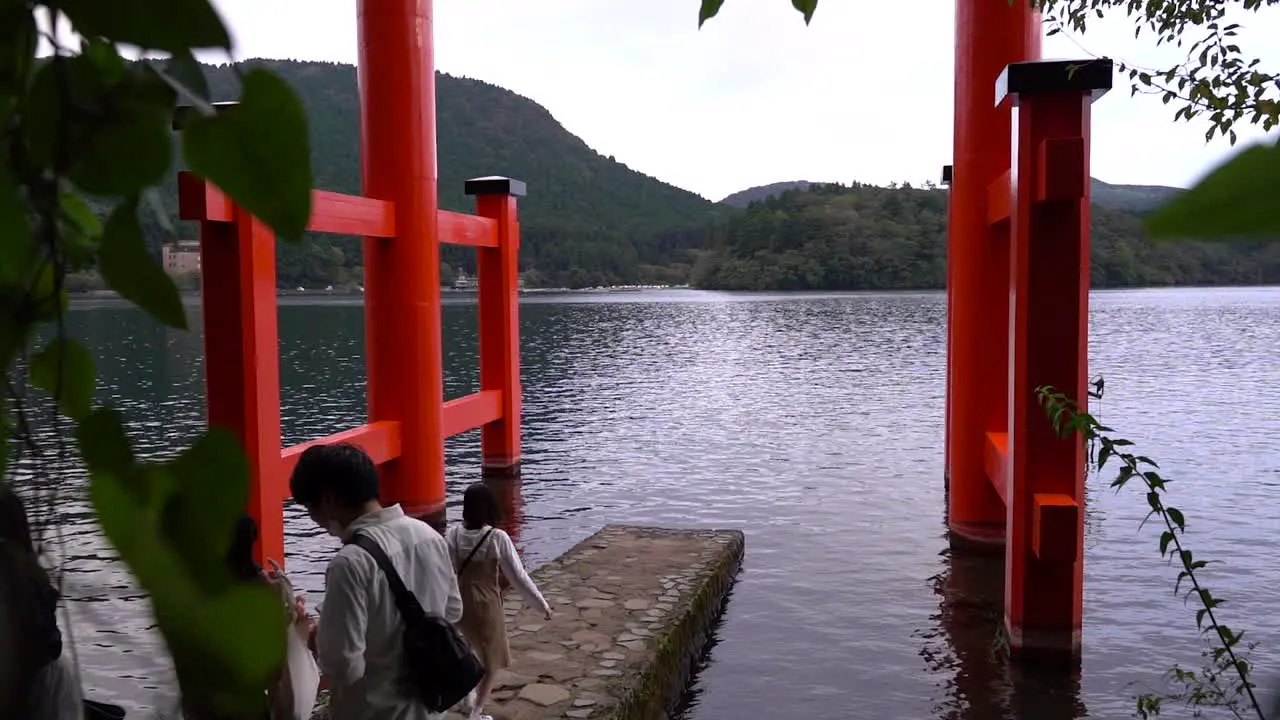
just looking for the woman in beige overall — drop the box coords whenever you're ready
[445,483,553,720]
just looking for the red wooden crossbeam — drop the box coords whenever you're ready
[310,191,395,237]
[180,172,496,246]
[1032,493,1079,562]
[278,421,404,501]
[442,390,502,438]
[439,210,499,248]
[179,172,396,238]
[1036,137,1087,203]
[982,431,1009,506]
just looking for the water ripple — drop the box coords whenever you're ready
[12,286,1280,719]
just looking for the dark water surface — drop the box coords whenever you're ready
[22,287,1280,719]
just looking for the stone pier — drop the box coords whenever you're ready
[459,524,743,720]
[311,525,744,720]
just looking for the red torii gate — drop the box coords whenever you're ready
[944,1,1111,662]
[179,0,1108,666]
[178,0,525,571]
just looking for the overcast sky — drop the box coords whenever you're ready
[203,0,1280,201]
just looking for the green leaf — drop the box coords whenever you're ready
[182,68,312,240]
[0,158,33,288]
[29,337,96,421]
[72,66,175,196]
[164,582,286,715]
[99,199,188,329]
[0,7,36,98]
[59,0,231,52]
[1166,506,1185,531]
[60,192,103,269]
[1159,530,1175,556]
[59,192,102,238]
[163,428,249,595]
[1096,443,1112,469]
[1146,142,1280,239]
[81,416,286,716]
[792,0,818,23]
[24,51,174,195]
[0,394,8,481]
[76,407,136,477]
[162,49,211,103]
[698,0,725,27]
[25,49,125,172]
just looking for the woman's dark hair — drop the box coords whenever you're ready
[461,483,501,530]
[227,515,262,582]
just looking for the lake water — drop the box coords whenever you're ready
[18,286,1280,719]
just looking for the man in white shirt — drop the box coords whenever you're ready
[289,443,463,720]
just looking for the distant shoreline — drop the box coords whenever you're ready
[66,285,684,304]
[62,283,1280,309]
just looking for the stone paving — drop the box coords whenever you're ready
[448,524,744,720]
[310,524,744,720]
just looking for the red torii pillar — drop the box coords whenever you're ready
[947,0,1112,662]
[358,0,525,522]
[999,58,1112,661]
[947,0,1040,551]
[358,0,447,519]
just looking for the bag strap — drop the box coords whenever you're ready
[457,528,494,576]
[346,533,428,619]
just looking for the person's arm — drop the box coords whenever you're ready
[315,554,369,688]
[493,530,550,615]
[440,526,463,623]
[443,525,459,571]
[443,560,464,624]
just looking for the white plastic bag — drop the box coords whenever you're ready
[282,622,320,720]
[266,560,320,720]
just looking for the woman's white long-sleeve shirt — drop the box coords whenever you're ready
[445,525,550,613]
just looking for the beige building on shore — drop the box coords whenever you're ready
[162,240,201,276]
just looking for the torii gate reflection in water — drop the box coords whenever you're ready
[180,0,1110,667]
[944,0,1111,664]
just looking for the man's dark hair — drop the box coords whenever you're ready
[289,443,381,510]
[461,483,501,530]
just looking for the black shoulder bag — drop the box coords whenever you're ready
[346,533,484,713]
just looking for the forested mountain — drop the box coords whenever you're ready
[720,181,813,208]
[102,59,1269,293]
[1090,179,1182,211]
[718,178,1183,213]
[159,59,727,289]
[692,183,1280,291]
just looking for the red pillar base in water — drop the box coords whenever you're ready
[998,57,1112,662]
[948,521,1006,557]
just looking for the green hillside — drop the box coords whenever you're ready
[692,183,1280,291]
[720,181,813,208]
[165,59,726,289]
[719,178,1182,213]
[71,59,1271,294]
